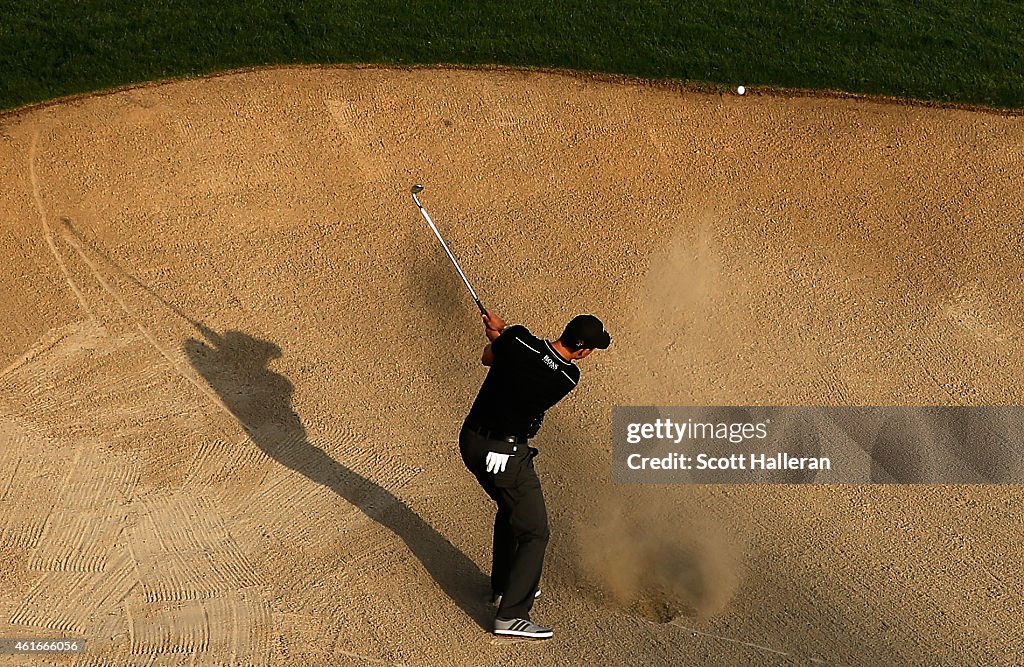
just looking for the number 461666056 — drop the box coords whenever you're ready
[7,639,84,653]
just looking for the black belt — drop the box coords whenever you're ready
[464,422,528,445]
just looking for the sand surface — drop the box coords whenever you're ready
[0,66,1022,666]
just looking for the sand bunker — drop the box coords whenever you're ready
[0,67,1022,666]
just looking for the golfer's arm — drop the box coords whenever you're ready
[481,344,495,366]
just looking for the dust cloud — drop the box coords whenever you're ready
[572,489,742,623]
[568,211,742,623]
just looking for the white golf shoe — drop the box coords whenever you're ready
[493,617,553,639]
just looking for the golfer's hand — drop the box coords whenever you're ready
[485,451,511,474]
[483,309,507,341]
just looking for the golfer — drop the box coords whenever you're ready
[460,310,611,639]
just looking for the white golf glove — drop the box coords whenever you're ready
[485,451,511,474]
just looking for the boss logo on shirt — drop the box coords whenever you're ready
[541,355,559,370]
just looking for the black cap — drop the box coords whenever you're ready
[562,315,611,351]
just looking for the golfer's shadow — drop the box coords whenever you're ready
[183,324,490,630]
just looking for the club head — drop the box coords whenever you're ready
[407,182,423,205]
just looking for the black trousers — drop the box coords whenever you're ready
[459,424,549,621]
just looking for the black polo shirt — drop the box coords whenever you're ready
[465,325,581,439]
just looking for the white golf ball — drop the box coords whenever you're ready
[737,85,746,95]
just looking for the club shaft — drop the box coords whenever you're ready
[413,197,486,315]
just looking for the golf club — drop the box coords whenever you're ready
[410,184,487,317]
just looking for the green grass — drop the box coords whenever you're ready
[1,1,1022,111]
